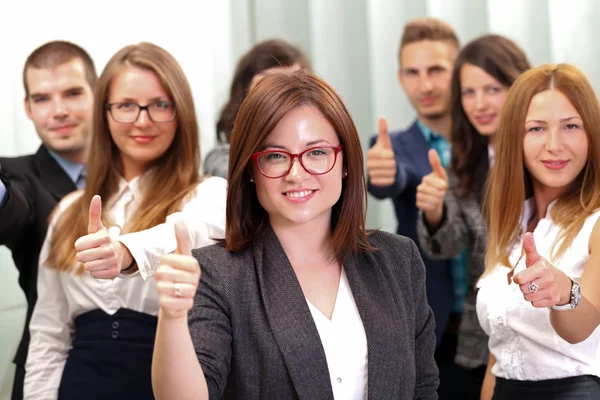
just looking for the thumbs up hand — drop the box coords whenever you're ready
[416,149,449,228]
[367,116,397,187]
[513,233,572,308]
[155,220,200,321]
[75,195,132,279]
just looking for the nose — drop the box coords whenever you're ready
[52,97,68,119]
[545,126,564,152]
[475,92,487,111]
[135,108,152,128]
[419,74,433,92]
[284,156,309,181]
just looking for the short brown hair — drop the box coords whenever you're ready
[224,70,372,261]
[398,17,459,64]
[23,40,97,98]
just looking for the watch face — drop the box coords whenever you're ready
[572,281,581,307]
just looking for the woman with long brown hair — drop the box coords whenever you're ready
[24,42,226,399]
[477,63,600,399]
[151,70,439,399]
[416,34,530,399]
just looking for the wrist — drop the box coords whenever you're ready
[559,275,574,306]
[424,207,444,228]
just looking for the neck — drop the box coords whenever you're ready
[122,160,149,182]
[420,114,451,140]
[532,184,562,222]
[271,217,334,263]
[487,134,496,149]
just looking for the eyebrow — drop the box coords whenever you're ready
[260,139,331,151]
[525,116,582,124]
[30,85,85,98]
[112,96,170,103]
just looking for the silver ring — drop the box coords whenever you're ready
[528,282,539,293]
[174,283,183,297]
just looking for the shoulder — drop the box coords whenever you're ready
[0,154,35,175]
[365,230,419,266]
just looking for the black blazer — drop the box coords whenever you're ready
[190,228,439,399]
[0,145,77,367]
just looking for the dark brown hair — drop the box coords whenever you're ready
[451,34,530,197]
[398,17,459,65]
[224,70,372,261]
[23,40,97,98]
[47,42,201,272]
[216,39,311,143]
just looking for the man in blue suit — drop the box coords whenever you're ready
[367,17,464,399]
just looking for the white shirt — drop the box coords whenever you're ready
[476,198,600,381]
[24,175,226,400]
[307,268,368,399]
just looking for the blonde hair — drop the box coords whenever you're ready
[47,42,201,273]
[483,63,600,276]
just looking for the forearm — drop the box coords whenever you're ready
[550,296,600,344]
[417,204,467,259]
[152,313,209,400]
[480,353,496,400]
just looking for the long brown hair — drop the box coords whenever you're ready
[47,42,201,273]
[450,34,530,197]
[216,39,311,143]
[484,64,600,275]
[224,70,372,262]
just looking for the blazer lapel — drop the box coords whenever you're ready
[254,229,334,400]
[32,146,77,200]
[344,252,404,398]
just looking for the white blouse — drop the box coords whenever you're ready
[307,268,368,399]
[476,198,600,381]
[24,175,226,400]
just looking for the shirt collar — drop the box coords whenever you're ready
[47,150,85,184]
[416,119,443,142]
[521,197,559,231]
[105,168,158,210]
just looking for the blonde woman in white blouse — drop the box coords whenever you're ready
[477,63,600,399]
[24,43,226,400]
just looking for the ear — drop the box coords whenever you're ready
[24,97,33,120]
[397,69,406,91]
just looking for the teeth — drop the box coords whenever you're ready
[286,190,313,198]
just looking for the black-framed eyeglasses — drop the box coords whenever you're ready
[250,145,344,179]
[105,101,177,123]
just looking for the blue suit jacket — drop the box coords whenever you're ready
[367,120,453,345]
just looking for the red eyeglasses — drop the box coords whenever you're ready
[250,145,344,179]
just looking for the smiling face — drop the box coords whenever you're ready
[106,66,178,180]
[523,89,589,199]
[24,58,94,162]
[460,63,509,138]
[251,105,344,230]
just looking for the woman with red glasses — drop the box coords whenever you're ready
[150,70,439,399]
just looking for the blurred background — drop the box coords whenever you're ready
[1,0,599,396]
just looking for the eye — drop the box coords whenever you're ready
[461,89,474,97]
[66,89,83,97]
[565,123,579,130]
[264,152,288,161]
[153,101,171,109]
[31,96,49,103]
[487,86,501,94]
[117,102,137,110]
[527,126,543,133]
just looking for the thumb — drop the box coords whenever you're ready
[375,116,392,150]
[87,195,104,234]
[174,220,192,256]
[523,232,541,267]
[428,149,447,181]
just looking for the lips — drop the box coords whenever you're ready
[542,160,568,170]
[284,189,315,198]
[131,136,156,144]
[51,124,77,135]
[475,114,496,125]
[419,97,436,106]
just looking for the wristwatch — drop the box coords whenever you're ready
[551,278,581,311]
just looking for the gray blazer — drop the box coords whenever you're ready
[416,166,489,369]
[190,228,439,399]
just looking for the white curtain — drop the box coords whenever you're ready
[1,0,598,394]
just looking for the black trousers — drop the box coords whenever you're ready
[494,375,600,400]
[58,308,157,400]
